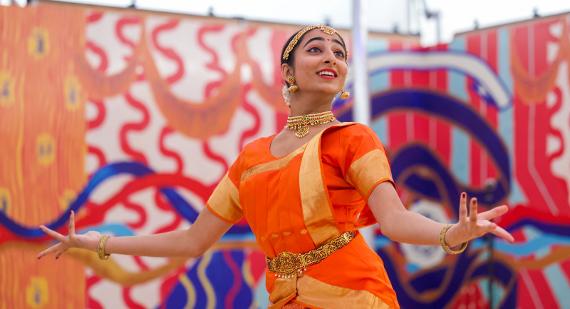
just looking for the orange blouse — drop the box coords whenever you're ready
[207,123,400,308]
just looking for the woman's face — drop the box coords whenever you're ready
[287,29,348,96]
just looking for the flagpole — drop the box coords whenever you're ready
[352,0,375,248]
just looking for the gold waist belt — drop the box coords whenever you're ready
[266,231,356,278]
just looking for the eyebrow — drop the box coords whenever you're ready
[303,36,346,51]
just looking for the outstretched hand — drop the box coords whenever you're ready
[446,192,514,247]
[37,211,100,259]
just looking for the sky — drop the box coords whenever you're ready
[6,0,570,45]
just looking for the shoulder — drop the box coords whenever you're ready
[322,122,382,144]
[339,122,376,136]
[232,135,274,170]
[321,123,387,167]
[240,135,272,155]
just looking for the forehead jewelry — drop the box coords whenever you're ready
[282,25,347,61]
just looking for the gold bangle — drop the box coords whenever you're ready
[97,235,111,260]
[439,224,468,254]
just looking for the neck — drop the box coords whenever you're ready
[288,92,335,116]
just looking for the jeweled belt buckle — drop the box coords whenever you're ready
[267,231,356,279]
[269,251,307,278]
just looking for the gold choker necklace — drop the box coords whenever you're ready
[285,111,336,138]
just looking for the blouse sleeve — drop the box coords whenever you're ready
[340,124,395,201]
[205,154,244,224]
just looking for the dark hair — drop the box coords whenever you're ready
[280,27,348,86]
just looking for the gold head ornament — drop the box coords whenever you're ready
[282,25,347,61]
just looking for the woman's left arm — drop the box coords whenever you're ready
[368,182,514,247]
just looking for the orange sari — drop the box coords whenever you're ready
[207,123,400,308]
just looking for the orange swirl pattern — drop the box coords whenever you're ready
[74,37,143,101]
[142,29,245,138]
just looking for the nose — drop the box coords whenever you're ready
[323,49,337,65]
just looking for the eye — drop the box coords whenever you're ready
[307,47,321,53]
[334,50,345,58]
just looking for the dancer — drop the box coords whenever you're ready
[39,25,513,308]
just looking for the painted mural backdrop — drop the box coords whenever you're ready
[1,3,569,308]
[336,14,570,309]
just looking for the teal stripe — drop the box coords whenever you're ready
[448,37,469,101]
[369,39,390,94]
[498,28,527,204]
[254,274,269,309]
[451,130,470,183]
[478,278,505,307]
[371,117,388,145]
[368,39,389,53]
[371,71,390,94]
[448,37,470,183]
[470,227,570,257]
[544,264,570,307]
[369,39,389,142]
[83,223,135,236]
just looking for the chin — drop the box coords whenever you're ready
[326,89,342,97]
[317,85,341,96]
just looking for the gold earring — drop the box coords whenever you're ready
[287,76,299,93]
[340,90,350,99]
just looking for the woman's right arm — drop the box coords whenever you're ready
[37,208,232,259]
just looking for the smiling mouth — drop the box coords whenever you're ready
[317,70,337,78]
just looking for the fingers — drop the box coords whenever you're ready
[38,213,80,260]
[459,192,468,223]
[479,220,497,232]
[469,198,478,223]
[37,243,63,259]
[455,192,514,244]
[39,225,66,242]
[69,210,75,236]
[478,205,509,221]
[55,248,68,259]
[477,219,514,243]
[489,225,515,243]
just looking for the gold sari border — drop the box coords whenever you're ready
[296,275,393,309]
[347,149,394,200]
[299,123,355,246]
[241,145,306,183]
[269,274,393,309]
[206,174,242,223]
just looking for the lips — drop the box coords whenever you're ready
[317,69,337,78]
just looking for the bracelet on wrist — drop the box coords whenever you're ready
[439,224,468,255]
[97,235,111,260]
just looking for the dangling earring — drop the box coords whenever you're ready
[281,85,292,109]
[340,89,350,99]
[287,76,299,93]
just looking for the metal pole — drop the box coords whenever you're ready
[352,0,370,126]
[406,0,411,33]
[352,0,374,248]
[434,11,441,44]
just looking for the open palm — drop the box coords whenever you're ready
[448,193,514,247]
[37,211,100,259]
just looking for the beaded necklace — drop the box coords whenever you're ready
[285,111,336,138]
